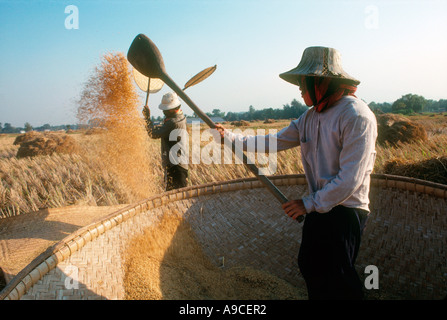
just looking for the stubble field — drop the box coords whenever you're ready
[1,114,446,218]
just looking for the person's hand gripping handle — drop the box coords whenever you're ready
[215,123,305,223]
[142,105,151,120]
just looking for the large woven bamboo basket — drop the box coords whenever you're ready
[1,174,446,300]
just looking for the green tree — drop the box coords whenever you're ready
[369,101,392,113]
[392,94,427,114]
[392,101,408,114]
[282,99,307,118]
[368,102,380,112]
[211,108,225,118]
[248,105,255,120]
[2,123,14,133]
[379,102,392,113]
[439,99,447,112]
[24,122,33,132]
[225,111,240,121]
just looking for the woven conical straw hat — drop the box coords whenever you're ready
[1,174,446,300]
[279,46,360,86]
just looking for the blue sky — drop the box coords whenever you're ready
[1,0,446,127]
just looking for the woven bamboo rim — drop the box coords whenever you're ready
[1,173,446,300]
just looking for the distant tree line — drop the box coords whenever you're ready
[204,94,447,121]
[368,94,447,115]
[222,99,308,121]
[144,94,447,123]
[3,93,446,133]
[150,99,308,123]
[0,122,79,134]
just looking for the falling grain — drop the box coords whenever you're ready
[77,52,162,201]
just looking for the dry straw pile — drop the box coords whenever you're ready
[231,120,250,127]
[13,131,41,145]
[14,131,79,158]
[384,156,447,185]
[374,113,447,183]
[377,113,428,146]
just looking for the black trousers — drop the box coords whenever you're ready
[166,165,188,191]
[298,205,369,300]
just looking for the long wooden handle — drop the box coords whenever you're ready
[162,73,304,222]
[144,77,150,107]
[127,34,304,222]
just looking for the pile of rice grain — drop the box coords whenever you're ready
[123,214,306,300]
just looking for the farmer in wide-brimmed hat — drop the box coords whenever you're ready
[143,92,188,191]
[215,46,377,299]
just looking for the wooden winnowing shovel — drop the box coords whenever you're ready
[127,33,304,223]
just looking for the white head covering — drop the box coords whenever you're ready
[159,92,181,110]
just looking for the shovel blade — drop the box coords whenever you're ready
[127,34,166,79]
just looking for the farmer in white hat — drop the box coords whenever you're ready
[143,91,188,191]
[215,46,377,299]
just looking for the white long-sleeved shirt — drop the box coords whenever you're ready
[223,96,378,213]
